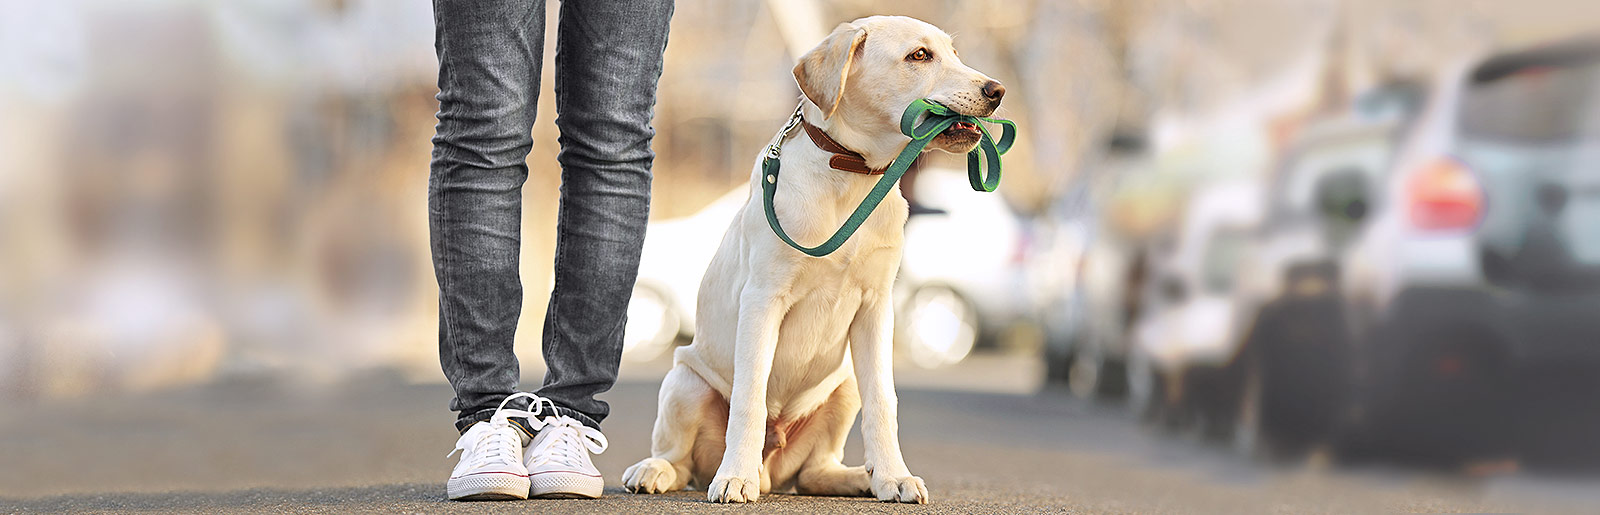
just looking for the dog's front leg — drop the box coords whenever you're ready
[708,287,788,503]
[849,291,929,503]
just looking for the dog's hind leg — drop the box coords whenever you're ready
[623,363,716,494]
[790,376,872,497]
[797,462,871,497]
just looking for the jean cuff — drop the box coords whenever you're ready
[542,404,602,432]
[455,401,601,437]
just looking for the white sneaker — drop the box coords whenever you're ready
[445,393,539,501]
[523,405,609,499]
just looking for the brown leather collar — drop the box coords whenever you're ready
[801,120,884,175]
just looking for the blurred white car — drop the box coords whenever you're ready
[1043,116,1274,399]
[1215,89,1417,457]
[896,167,1032,368]
[1126,181,1262,426]
[624,187,747,362]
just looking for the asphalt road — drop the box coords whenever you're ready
[3,355,1598,514]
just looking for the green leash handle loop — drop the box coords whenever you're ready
[763,100,1016,257]
[965,118,1012,192]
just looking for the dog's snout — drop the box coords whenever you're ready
[982,81,1006,101]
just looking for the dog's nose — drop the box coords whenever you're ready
[982,80,1006,101]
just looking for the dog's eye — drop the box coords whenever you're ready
[906,48,932,62]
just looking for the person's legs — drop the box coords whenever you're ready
[534,0,675,429]
[430,0,546,433]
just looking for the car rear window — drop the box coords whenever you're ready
[1459,61,1600,143]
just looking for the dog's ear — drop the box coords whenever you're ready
[794,23,868,120]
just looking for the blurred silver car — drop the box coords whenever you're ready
[1221,41,1600,465]
[1035,141,1160,399]
[1041,117,1274,400]
[1332,41,1600,464]
[1211,86,1424,456]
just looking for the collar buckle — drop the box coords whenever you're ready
[765,103,806,160]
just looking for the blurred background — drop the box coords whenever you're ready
[9,0,1600,510]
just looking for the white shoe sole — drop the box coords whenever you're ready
[449,472,532,501]
[530,471,604,499]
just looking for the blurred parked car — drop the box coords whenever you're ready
[1035,140,1178,399]
[1126,181,1263,431]
[1044,111,1275,399]
[1035,135,1142,396]
[1216,85,1425,457]
[1048,195,1148,398]
[1332,40,1600,464]
[896,167,1033,368]
[1217,40,1600,466]
[1032,212,1094,377]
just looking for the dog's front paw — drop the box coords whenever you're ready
[871,474,929,504]
[706,475,760,503]
[623,458,677,494]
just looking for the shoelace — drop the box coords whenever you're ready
[446,392,542,469]
[525,412,609,470]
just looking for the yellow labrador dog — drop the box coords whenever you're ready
[622,16,1004,504]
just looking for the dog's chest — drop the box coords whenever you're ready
[766,239,896,393]
[764,279,865,414]
[782,253,881,332]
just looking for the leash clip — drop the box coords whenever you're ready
[766,103,805,160]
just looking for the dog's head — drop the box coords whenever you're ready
[794,16,1005,157]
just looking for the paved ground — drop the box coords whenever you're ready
[3,355,1598,513]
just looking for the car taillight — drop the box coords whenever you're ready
[1407,157,1483,231]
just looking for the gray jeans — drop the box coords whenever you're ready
[429,0,673,433]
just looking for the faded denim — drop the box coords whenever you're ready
[429,0,673,433]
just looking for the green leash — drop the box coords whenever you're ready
[761,99,1017,257]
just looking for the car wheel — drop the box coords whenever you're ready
[1189,369,1240,443]
[1042,297,1084,385]
[1231,352,1312,463]
[899,285,978,369]
[1067,343,1127,401]
[1044,335,1076,384]
[1067,346,1101,399]
[1127,350,1165,423]
[1231,355,1266,458]
[622,284,680,363]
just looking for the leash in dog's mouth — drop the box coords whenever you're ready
[760,98,1018,257]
